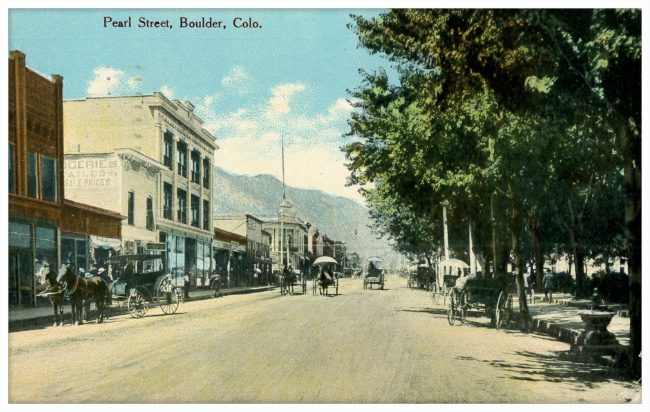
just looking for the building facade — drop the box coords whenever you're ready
[215,214,272,286]
[9,50,121,307]
[63,93,217,290]
[263,200,309,273]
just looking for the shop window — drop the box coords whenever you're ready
[9,143,15,194]
[147,196,155,230]
[41,156,58,202]
[128,191,135,225]
[9,222,31,249]
[27,152,39,198]
[164,183,173,220]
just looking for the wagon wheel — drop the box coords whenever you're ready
[495,291,507,330]
[430,282,440,304]
[441,285,449,306]
[157,279,180,315]
[447,288,457,326]
[127,290,148,318]
[458,290,468,324]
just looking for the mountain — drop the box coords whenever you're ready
[212,167,399,265]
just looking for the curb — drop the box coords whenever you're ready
[512,310,631,373]
[9,286,274,333]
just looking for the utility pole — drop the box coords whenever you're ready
[442,200,450,261]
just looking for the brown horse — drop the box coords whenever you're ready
[57,265,112,325]
[43,268,65,326]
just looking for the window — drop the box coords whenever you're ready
[203,199,210,231]
[203,157,210,189]
[128,191,135,225]
[191,151,201,184]
[28,152,39,198]
[177,188,186,223]
[9,144,15,194]
[164,183,173,220]
[163,131,173,169]
[146,196,155,230]
[41,156,58,202]
[191,195,200,227]
[177,142,187,178]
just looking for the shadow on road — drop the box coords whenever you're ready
[455,351,633,387]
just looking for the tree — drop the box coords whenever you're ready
[345,9,638,351]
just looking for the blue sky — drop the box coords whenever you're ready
[8,8,395,203]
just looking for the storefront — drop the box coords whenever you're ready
[8,220,58,307]
[161,232,211,290]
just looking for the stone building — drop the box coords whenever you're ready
[263,199,309,273]
[8,50,121,307]
[63,93,217,290]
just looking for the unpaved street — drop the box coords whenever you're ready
[8,276,636,403]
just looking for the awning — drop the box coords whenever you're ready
[90,235,122,252]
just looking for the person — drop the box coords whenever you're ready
[326,267,335,285]
[184,273,190,299]
[542,270,554,303]
[210,271,221,298]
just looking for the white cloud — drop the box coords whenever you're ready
[221,66,252,94]
[328,98,355,115]
[160,85,175,100]
[190,78,361,202]
[86,67,142,97]
[266,83,307,118]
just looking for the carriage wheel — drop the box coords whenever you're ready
[441,285,449,306]
[128,291,148,318]
[495,291,506,330]
[447,289,457,325]
[431,282,441,304]
[158,280,180,315]
[459,290,468,324]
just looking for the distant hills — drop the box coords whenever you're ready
[212,167,399,265]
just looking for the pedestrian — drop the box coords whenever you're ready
[542,270,554,303]
[184,273,190,299]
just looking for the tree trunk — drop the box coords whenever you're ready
[568,225,587,298]
[529,215,544,293]
[491,192,498,279]
[509,181,529,332]
[620,119,641,377]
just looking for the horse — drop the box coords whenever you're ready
[57,265,112,325]
[42,268,65,326]
[318,268,335,295]
[282,268,295,294]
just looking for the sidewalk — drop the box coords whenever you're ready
[511,293,631,370]
[8,284,274,332]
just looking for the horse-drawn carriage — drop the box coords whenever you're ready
[446,275,513,329]
[280,269,307,295]
[431,258,469,305]
[407,264,434,290]
[106,254,183,318]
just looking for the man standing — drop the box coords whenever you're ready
[542,270,554,303]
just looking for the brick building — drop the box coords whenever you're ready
[8,50,121,307]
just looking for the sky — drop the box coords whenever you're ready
[7,8,400,204]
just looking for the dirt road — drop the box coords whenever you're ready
[8,276,637,403]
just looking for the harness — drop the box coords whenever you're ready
[68,276,79,295]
